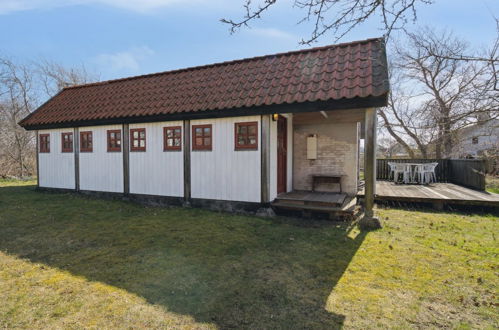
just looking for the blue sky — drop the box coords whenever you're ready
[1,0,497,81]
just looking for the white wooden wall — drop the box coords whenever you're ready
[79,125,124,193]
[129,121,184,197]
[190,116,261,203]
[38,128,75,189]
[38,114,294,203]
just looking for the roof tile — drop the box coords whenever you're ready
[20,38,389,128]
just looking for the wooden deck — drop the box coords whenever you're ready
[358,181,499,208]
[271,190,360,220]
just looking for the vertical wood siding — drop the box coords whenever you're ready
[38,129,75,189]
[129,121,184,197]
[36,113,294,202]
[79,125,123,193]
[269,119,278,200]
[190,116,261,202]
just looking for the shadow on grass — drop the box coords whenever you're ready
[0,185,368,329]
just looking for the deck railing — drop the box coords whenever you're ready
[376,158,486,191]
[448,159,486,191]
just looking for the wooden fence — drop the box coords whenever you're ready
[376,158,486,190]
[448,159,486,191]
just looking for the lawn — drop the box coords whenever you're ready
[486,174,499,194]
[0,180,498,329]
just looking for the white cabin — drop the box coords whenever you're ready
[21,38,389,221]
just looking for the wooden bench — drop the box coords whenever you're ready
[311,175,345,193]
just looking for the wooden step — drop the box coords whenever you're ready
[272,201,362,221]
[272,201,357,215]
[274,199,343,208]
[275,191,346,208]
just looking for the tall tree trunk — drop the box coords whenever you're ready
[435,124,443,159]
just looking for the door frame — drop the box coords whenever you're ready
[277,115,287,194]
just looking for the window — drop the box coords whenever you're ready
[192,124,212,150]
[61,132,73,152]
[39,134,50,153]
[164,126,181,151]
[107,129,121,152]
[472,136,479,145]
[130,128,146,151]
[235,122,258,150]
[80,131,93,152]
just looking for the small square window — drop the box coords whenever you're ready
[61,132,73,153]
[472,136,478,144]
[80,131,93,152]
[39,134,50,153]
[192,124,212,151]
[107,129,122,152]
[164,126,182,151]
[130,128,146,152]
[235,122,258,150]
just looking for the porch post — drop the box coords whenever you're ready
[74,127,80,192]
[122,124,130,195]
[183,119,191,204]
[361,107,381,229]
[35,130,39,188]
[261,114,271,203]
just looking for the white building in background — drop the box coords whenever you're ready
[451,119,499,159]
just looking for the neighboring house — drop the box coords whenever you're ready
[450,119,499,159]
[377,141,413,159]
[19,38,389,219]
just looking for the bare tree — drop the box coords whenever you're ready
[378,67,433,158]
[222,0,434,44]
[396,28,497,158]
[0,58,36,177]
[379,27,498,159]
[36,60,96,98]
[0,57,96,178]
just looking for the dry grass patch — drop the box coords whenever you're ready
[0,251,212,329]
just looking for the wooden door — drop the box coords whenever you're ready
[277,115,287,194]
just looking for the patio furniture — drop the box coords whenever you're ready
[413,164,424,183]
[402,163,413,184]
[390,162,437,184]
[422,163,438,184]
[392,163,403,183]
[392,163,412,184]
[387,162,395,181]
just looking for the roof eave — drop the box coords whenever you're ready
[21,94,388,130]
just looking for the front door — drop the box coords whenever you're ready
[277,115,287,194]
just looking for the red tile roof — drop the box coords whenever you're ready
[20,38,389,129]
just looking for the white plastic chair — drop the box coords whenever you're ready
[392,163,407,183]
[422,163,438,184]
[387,162,395,181]
[402,164,413,184]
[413,164,424,183]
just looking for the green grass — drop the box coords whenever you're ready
[486,175,499,194]
[0,181,498,329]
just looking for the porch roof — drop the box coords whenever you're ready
[20,38,389,130]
